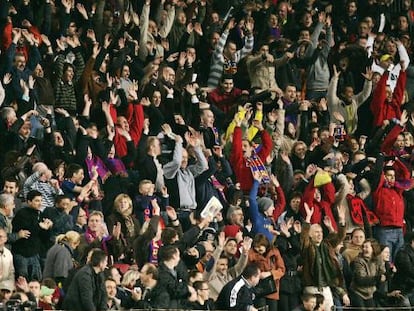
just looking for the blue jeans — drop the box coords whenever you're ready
[374,227,404,262]
[14,254,42,281]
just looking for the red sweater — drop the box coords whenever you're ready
[381,124,404,155]
[208,87,243,114]
[110,102,144,159]
[371,71,406,127]
[272,185,286,221]
[300,180,338,231]
[230,127,272,192]
[2,22,42,55]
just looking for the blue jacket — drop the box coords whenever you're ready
[249,180,275,242]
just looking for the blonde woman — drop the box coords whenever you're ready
[107,194,142,264]
[117,268,142,308]
[43,231,81,284]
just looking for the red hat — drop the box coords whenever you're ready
[224,224,241,238]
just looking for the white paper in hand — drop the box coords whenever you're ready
[200,196,223,219]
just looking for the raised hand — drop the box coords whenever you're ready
[218,231,226,248]
[337,205,346,224]
[401,109,408,126]
[252,170,262,182]
[185,131,201,147]
[76,3,88,19]
[280,150,291,165]
[323,216,333,230]
[40,34,51,47]
[226,18,236,31]
[304,202,314,220]
[280,221,291,237]
[104,33,112,49]
[56,37,66,52]
[361,67,373,81]
[178,51,187,68]
[242,236,252,253]
[123,11,131,25]
[140,97,151,107]
[107,124,115,140]
[252,119,264,131]
[86,29,96,42]
[270,174,280,187]
[305,164,318,179]
[132,11,140,26]
[28,75,35,89]
[165,206,177,221]
[55,108,70,117]
[20,79,29,94]
[3,73,12,85]
[194,22,203,36]
[333,111,345,123]
[61,0,72,12]
[112,222,122,240]
[151,199,160,216]
[293,220,302,233]
[332,64,340,78]
[245,18,254,33]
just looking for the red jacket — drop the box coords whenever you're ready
[373,159,411,227]
[110,102,144,159]
[300,180,338,231]
[272,185,286,221]
[2,22,42,56]
[371,71,406,127]
[230,127,272,192]
[381,124,405,155]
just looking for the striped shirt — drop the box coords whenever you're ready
[23,172,63,211]
[207,31,254,88]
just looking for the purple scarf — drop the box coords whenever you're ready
[85,156,111,182]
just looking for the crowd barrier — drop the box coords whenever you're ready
[49,308,269,311]
[333,307,413,310]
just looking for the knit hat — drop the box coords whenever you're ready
[257,197,274,213]
[40,286,55,297]
[380,54,394,62]
[314,170,332,187]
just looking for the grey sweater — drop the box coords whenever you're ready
[305,22,332,92]
[163,143,208,210]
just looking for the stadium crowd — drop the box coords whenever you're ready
[1,0,414,310]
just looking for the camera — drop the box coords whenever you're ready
[4,299,38,311]
[334,125,346,141]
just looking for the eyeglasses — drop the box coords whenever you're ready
[78,214,87,218]
[199,288,209,291]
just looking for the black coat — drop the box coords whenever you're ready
[133,284,171,309]
[62,264,107,311]
[394,244,414,292]
[157,262,190,309]
[11,207,51,257]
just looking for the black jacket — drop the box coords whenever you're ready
[394,244,414,292]
[11,207,51,257]
[157,262,190,309]
[62,264,107,311]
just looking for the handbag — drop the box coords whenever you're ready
[255,275,277,297]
